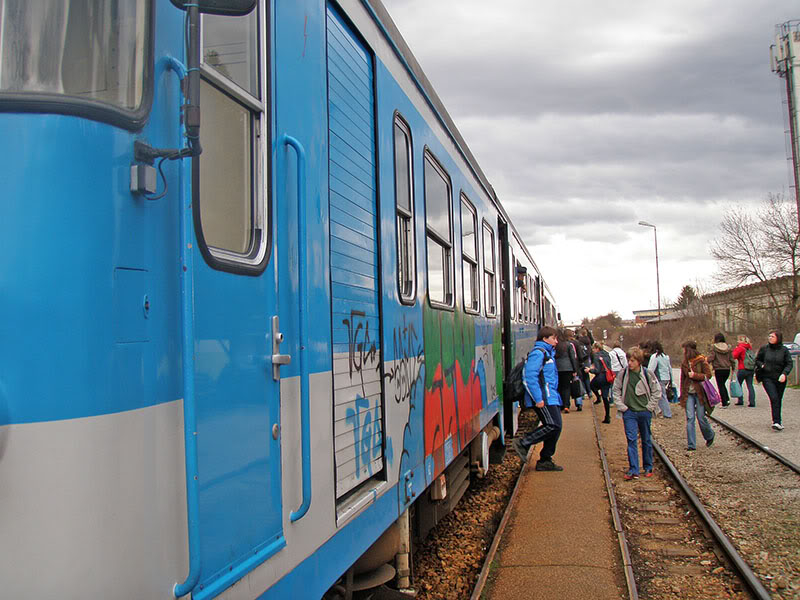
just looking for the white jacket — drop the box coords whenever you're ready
[609,347,627,371]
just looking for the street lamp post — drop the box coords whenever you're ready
[638,221,661,321]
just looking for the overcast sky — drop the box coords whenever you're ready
[382,0,798,323]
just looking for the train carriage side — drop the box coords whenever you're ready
[0,0,556,598]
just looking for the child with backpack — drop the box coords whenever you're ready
[732,335,757,407]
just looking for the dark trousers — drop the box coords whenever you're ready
[714,368,730,406]
[590,377,611,419]
[520,403,563,462]
[737,369,756,406]
[762,378,787,425]
[558,371,573,409]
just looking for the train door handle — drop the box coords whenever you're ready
[280,133,311,523]
[271,316,292,380]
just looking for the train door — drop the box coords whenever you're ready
[325,5,387,507]
[190,7,285,592]
[498,219,514,432]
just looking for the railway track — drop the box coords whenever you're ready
[596,405,755,600]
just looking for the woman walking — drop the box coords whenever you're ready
[707,333,733,407]
[755,330,793,431]
[555,329,579,413]
[612,347,660,479]
[679,341,716,451]
[647,341,673,418]
[732,335,757,407]
[586,342,613,423]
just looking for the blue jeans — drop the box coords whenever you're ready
[685,394,714,449]
[657,380,672,418]
[736,369,756,406]
[622,410,653,475]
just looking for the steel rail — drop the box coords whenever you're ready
[709,415,800,475]
[651,440,772,600]
[469,440,530,600]
[591,403,639,600]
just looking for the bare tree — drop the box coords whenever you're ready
[709,193,799,329]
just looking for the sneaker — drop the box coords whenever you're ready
[772,423,784,431]
[602,417,611,424]
[735,401,744,406]
[562,407,570,413]
[644,470,654,478]
[513,438,529,463]
[686,447,696,452]
[593,398,602,405]
[576,405,582,412]
[706,436,715,447]
[535,460,564,471]
[623,472,639,480]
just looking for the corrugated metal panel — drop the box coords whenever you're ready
[326,5,384,500]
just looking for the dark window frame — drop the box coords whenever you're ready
[423,149,454,310]
[460,194,480,314]
[0,0,155,131]
[192,5,271,276]
[482,219,497,318]
[393,113,416,305]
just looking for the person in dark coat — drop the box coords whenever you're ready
[586,342,613,423]
[755,330,793,431]
[554,329,579,413]
[707,333,733,407]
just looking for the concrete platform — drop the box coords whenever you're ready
[484,406,628,600]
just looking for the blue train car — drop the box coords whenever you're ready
[0,1,557,598]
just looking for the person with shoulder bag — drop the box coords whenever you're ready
[608,341,628,403]
[586,342,614,423]
[755,330,793,431]
[647,340,673,418]
[731,334,757,407]
[679,341,716,451]
[707,333,733,407]
[555,329,580,413]
[612,347,660,479]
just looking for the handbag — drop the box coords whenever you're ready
[729,379,743,398]
[570,376,584,399]
[666,381,678,403]
[599,358,615,383]
[701,378,722,407]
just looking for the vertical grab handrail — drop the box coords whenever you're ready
[169,48,202,599]
[281,134,312,522]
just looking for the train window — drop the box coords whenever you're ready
[482,222,496,317]
[0,0,151,120]
[517,262,524,321]
[197,7,267,269]
[203,12,259,98]
[460,196,479,313]
[424,152,453,307]
[510,252,516,321]
[394,116,415,303]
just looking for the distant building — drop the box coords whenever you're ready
[703,276,798,331]
[632,309,660,325]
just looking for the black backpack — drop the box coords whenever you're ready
[505,348,548,404]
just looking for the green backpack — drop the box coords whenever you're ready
[743,348,756,370]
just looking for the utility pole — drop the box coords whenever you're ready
[772,21,800,233]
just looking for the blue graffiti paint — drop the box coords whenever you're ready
[476,358,488,409]
[345,394,383,477]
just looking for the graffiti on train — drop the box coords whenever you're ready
[342,309,379,381]
[345,394,383,478]
[423,304,494,476]
[384,316,424,405]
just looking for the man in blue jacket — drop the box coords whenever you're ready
[513,326,564,471]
